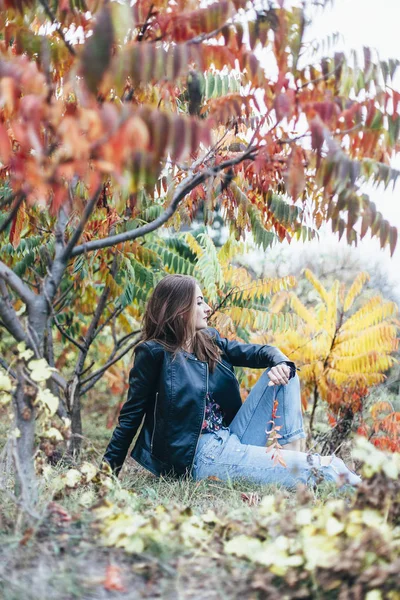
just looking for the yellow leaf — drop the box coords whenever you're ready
[0,392,12,405]
[325,517,345,536]
[63,468,83,488]
[28,359,55,382]
[81,462,98,483]
[0,372,13,392]
[17,342,34,360]
[37,388,59,416]
[41,427,64,442]
[343,272,370,311]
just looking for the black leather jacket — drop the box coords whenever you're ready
[103,328,295,477]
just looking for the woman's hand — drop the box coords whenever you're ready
[267,364,291,386]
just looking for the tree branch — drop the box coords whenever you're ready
[42,207,69,307]
[93,305,124,338]
[0,261,36,307]
[0,284,31,346]
[0,357,16,379]
[0,193,25,235]
[37,0,76,56]
[44,320,69,419]
[62,184,103,263]
[53,283,74,311]
[71,149,257,258]
[53,319,85,352]
[137,3,155,42]
[80,338,139,395]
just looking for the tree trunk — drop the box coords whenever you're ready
[66,375,82,455]
[13,367,37,508]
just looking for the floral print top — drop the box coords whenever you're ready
[202,393,224,434]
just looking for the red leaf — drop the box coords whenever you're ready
[380,219,390,248]
[247,53,259,78]
[170,116,187,160]
[310,116,324,154]
[190,118,200,156]
[103,565,126,592]
[285,146,305,200]
[274,93,292,122]
[50,185,68,217]
[389,226,397,257]
[148,111,169,157]
[0,122,12,164]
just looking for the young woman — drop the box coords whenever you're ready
[103,274,361,489]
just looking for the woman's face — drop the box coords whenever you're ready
[193,284,211,330]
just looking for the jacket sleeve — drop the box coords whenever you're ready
[103,343,160,475]
[209,328,296,375]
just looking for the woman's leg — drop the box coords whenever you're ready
[229,369,306,449]
[192,429,361,488]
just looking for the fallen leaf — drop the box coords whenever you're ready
[103,565,126,592]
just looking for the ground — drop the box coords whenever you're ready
[0,411,399,600]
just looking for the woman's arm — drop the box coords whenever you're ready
[208,328,296,375]
[103,343,160,475]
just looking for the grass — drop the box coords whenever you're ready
[0,409,388,600]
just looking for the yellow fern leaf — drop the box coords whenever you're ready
[343,272,370,312]
[217,236,245,265]
[304,269,330,303]
[290,293,319,331]
[184,233,204,258]
[340,297,398,333]
[269,291,290,313]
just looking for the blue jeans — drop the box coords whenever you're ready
[192,370,356,488]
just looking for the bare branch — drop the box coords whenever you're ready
[37,0,76,56]
[0,193,25,236]
[80,338,138,394]
[94,305,124,338]
[0,261,36,307]
[53,283,74,310]
[188,24,227,45]
[62,184,103,263]
[53,318,85,352]
[0,357,16,379]
[80,253,118,356]
[137,3,155,42]
[115,329,141,349]
[0,283,31,346]
[71,148,257,258]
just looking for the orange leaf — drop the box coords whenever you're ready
[9,200,26,249]
[103,565,126,592]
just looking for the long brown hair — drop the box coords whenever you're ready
[138,274,221,371]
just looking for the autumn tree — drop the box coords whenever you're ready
[0,0,399,504]
[264,270,399,451]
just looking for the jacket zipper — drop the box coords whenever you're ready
[218,359,240,389]
[190,362,208,473]
[150,392,159,454]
